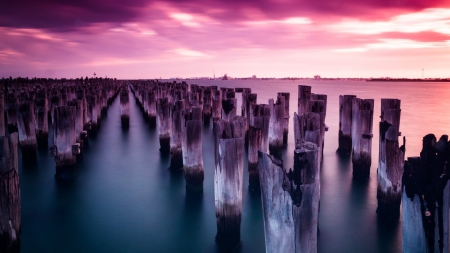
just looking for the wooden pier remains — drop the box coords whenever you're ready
[0,133,20,253]
[351,98,374,177]
[268,95,285,158]
[119,87,130,128]
[181,106,204,192]
[157,97,171,153]
[248,104,270,188]
[337,95,356,155]
[170,100,184,170]
[377,99,405,220]
[214,116,246,250]
[17,102,37,162]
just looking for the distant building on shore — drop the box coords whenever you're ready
[314,75,321,80]
[222,74,229,80]
[252,75,256,79]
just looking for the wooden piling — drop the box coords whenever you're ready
[6,93,18,133]
[34,91,48,147]
[268,95,285,158]
[0,133,21,253]
[337,95,356,155]
[51,106,77,176]
[181,106,204,192]
[278,92,290,145]
[258,141,319,253]
[377,98,404,220]
[0,94,5,136]
[119,88,130,128]
[170,100,184,170]
[248,104,270,188]
[147,90,157,127]
[351,98,374,177]
[67,99,87,145]
[157,98,171,153]
[17,102,37,161]
[212,90,222,121]
[221,98,237,121]
[213,117,246,249]
[203,89,212,124]
[297,85,311,115]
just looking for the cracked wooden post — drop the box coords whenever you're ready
[248,104,270,188]
[0,93,5,136]
[0,133,21,253]
[157,97,171,153]
[119,87,130,128]
[212,90,222,121]
[337,95,356,155]
[76,89,88,131]
[402,157,428,253]
[35,90,48,147]
[170,100,184,171]
[87,94,99,133]
[221,98,237,121]
[17,102,37,162]
[310,98,327,155]
[269,95,285,159]
[293,112,321,149]
[278,92,290,145]
[203,88,212,124]
[214,116,246,250]
[67,99,87,146]
[49,95,61,128]
[258,141,319,253]
[147,89,157,127]
[377,98,405,220]
[181,106,204,192]
[50,106,78,178]
[297,85,311,115]
[351,98,374,177]
[6,93,18,133]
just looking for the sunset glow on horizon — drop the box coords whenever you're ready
[2,0,450,79]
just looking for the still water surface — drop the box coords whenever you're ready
[20,80,450,253]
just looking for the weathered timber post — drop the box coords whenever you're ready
[86,95,99,133]
[293,112,321,149]
[34,91,48,146]
[212,90,222,121]
[258,141,319,253]
[221,98,237,121]
[50,95,61,128]
[203,89,212,124]
[119,88,130,128]
[0,133,21,253]
[377,98,405,220]
[67,99,87,145]
[76,89,88,131]
[0,94,5,136]
[181,106,204,192]
[248,104,270,188]
[278,92,290,145]
[50,106,78,177]
[147,90,157,127]
[298,85,311,115]
[6,93,18,133]
[213,117,246,250]
[269,95,285,158]
[310,99,327,155]
[337,95,356,155]
[402,157,428,253]
[351,98,374,177]
[17,102,37,162]
[170,100,184,170]
[157,98,171,153]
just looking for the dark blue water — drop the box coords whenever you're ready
[20,80,450,252]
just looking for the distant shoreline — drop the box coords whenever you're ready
[367,79,450,82]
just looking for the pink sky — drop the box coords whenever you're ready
[1,0,450,78]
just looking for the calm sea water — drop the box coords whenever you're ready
[20,80,450,253]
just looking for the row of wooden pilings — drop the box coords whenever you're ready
[0,77,122,253]
[127,81,328,251]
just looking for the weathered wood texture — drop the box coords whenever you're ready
[377,98,405,220]
[297,85,311,115]
[277,92,290,145]
[157,98,171,153]
[147,90,157,126]
[269,95,285,158]
[34,91,48,146]
[170,100,185,170]
[221,98,237,121]
[119,87,130,128]
[337,95,356,155]
[6,94,18,133]
[248,104,270,187]
[351,98,374,177]
[52,106,77,171]
[213,117,246,249]
[17,102,37,161]
[0,94,5,137]
[258,141,319,253]
[0,133,20,253]
[212,90,222,121]
[182,106,204,191]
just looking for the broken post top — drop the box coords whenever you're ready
[183,106,202,122]
[214,116,246,140]
[222,98,236,115]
